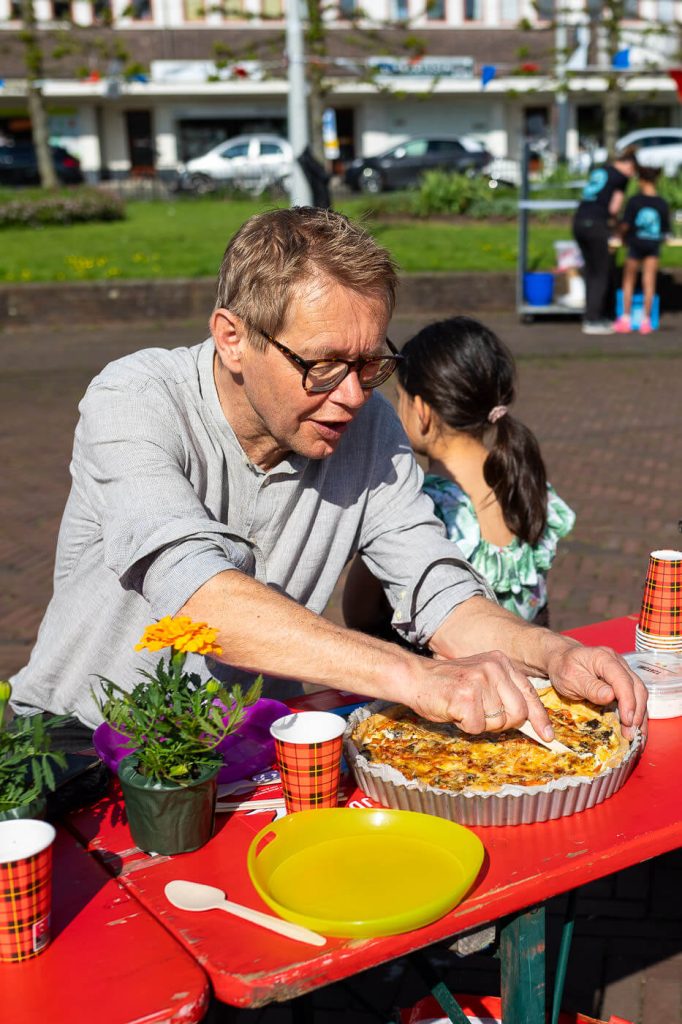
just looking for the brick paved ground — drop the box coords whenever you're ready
[1,311,681,1024]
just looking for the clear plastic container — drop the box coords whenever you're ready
[624,652,682,719]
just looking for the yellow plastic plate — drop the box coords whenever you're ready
[246,807,484,938]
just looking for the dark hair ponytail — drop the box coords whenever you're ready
[398,316,548,546]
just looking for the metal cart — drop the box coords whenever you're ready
[516,142,584,322]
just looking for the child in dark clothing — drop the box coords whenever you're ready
[614,166,670,335]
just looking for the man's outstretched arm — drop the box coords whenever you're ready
[180,570,645,741]
[429,596,648,737]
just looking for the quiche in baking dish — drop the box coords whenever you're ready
[350,687,629,793]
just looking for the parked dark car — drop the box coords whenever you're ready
[0,143,84,186]
[344,136,492,193]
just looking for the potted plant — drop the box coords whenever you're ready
[95,616,262,856]
[0,682,68,822]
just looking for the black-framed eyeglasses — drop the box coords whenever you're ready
[250,325,402,394]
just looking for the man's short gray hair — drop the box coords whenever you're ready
[215,207,398,347]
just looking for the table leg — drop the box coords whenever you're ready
[411,950,472,1024]
[550,889,577,1024]
[499,905,546,1024]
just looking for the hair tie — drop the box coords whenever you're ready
[488,405,508,424]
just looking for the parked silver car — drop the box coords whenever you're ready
[592,128,682,175]
[176,133,293,194]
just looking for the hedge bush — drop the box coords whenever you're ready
[0,188,126,228]
[412,171,520,219]
[353,173,519,220]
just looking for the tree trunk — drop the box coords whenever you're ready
[308,72,326,165]
[20,0,58,190]
[304,0,327,165]
[602,80,620,157]
[601,0,623,157]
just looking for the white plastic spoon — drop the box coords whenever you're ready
[164,879,326,947]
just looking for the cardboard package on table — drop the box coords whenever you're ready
[397,994,633,1024]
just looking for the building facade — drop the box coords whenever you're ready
[1,0,681,180]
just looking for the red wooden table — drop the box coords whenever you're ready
[65,614,681,1022]
[0,824,210,1023]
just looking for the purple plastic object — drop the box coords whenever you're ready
[92,698,290,783]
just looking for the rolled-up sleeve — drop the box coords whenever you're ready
[357,416,495,646]
[75,379,255,618]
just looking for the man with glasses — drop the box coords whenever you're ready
[10,207,645,742]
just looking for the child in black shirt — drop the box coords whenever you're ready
[614,166,670,335]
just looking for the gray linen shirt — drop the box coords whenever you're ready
[11,338,491,728]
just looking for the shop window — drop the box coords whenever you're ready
[464,0,480,18]
[93,0,112,23]
[535,0,552,18]
[9,0,22,18]
[127,0,152,18]
[393,0,409,18]
[426,0,445,18]
[53,0,72,19]
[261,0,282,16]
[587,0,638,13]
[185,0,205,18]
[338,0,355,17]
[222,0,243,17]
[125,109,155,173]
[524,106,550,141]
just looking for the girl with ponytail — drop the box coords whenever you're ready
[394,316,575,625]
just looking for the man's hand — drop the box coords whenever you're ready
[545,642,648,739]
[404,651,555,740]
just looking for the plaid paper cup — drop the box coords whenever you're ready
[639,549,682,637]
[270,712,346,813]
[0,819,56,963]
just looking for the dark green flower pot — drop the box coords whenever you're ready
[0,795,47,822]
[118,755,220,856]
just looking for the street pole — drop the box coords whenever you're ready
[286,0,313,206]
[555,7,569,163]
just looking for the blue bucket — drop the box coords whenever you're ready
[523,272,554,306]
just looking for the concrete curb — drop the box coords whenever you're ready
[0,273,518,327]
[3,268,681,328]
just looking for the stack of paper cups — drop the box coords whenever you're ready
[636,549,682,653]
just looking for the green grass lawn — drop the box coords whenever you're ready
[2,193,682,282]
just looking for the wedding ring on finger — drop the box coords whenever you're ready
[483,706,506,720]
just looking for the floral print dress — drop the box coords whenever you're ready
[423,474,576,623]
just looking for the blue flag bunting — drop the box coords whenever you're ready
[612,49,630,69]
[481,65,496,88]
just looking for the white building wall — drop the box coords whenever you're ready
[355,93,512,157]
[34,0,52,21]
[484,0,500,26]
[71,0,91,25]
[75,104,102,174]
[154,103,179,169]
[101,105,130,173]
[104,0,562,27]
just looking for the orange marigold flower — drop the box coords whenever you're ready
[135,616,223,657]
